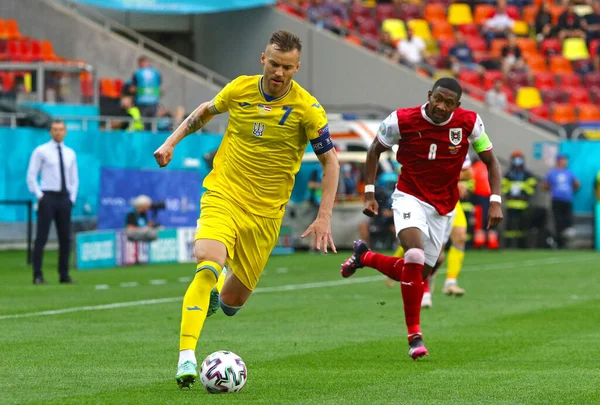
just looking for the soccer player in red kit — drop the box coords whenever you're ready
[341,78,503,359]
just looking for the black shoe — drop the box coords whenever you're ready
[59,277,76,284]
[33,277,46,285]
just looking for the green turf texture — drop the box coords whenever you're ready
[1,249,599,404]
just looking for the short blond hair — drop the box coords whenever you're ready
[133,195,152,208]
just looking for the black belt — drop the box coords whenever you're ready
[42,190,69,196]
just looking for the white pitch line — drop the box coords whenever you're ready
[95,284,110,290]
[120,282,139,288]
[178,277,192,283]
[150,279,167,285]
[0,254,597,321]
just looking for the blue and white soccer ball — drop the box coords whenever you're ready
[199,350,247,394]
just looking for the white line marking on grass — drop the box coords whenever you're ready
[1,254,597,321]
[178,277,192,283]
[150,279,167,285]
[276,267,289,274]
[95,284,110,290]
[119,282,139,288]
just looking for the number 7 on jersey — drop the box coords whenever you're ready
[278,106,293,125]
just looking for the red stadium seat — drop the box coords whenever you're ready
[438,39,456,57]
[517,38,537,55]
[432,21,454,40]
[568,87,590,105]
[527,54,548,73]
[7,39,22,61]
[584,72,600,88]
[0,19,6,40]
[490,39,508,58]
[458,70,482,89]
[541,88,566,104]
[483,70,504,89]
[506,70,529,88]
[503,87,515,104]
[350,4,371,22]
[18,39,32,62]
[458,23,479,37]
[41,40,59,62]
[590,39,600,57]
[529,105,550,123]
[356,17,379,36]
[30,39,42,61]
[535,72,556,90]
[506,5,521,20]
[589,86,600,103]
[559,73,582,88]
[465,35,487,53]
[541,38,562,56]
[400,4,422,20]
[114,79,124,96]
[376,4,400,23]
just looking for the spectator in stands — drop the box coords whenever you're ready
[448,32,484,75]
[482,0,515,46]
[543,154,580,249]
[112,95,144,132]
[585,1,600,45]
[131,56,162,117]
[395,28,433,75]
[485,79,508,111]
[306,0,348,33]
[501,33,527,76]
[156,105,186,132]
[535,2,556,42]
[557,3,586,41]
[125,195,158,244]
[341,163,358,197]
[26,120,78,285]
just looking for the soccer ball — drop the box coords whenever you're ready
[199,350,247,394]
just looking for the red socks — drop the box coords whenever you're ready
[360,251,404,281]
[401,261,424,336]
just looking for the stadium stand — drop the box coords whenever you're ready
[277,0,600,132]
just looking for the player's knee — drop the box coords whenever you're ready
[194,241,226,268]
[404,248,425,265]
[218,294,244,317]
[451,229,467,248]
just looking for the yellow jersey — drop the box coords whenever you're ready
[204,75,330,219]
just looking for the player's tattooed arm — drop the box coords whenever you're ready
[185,100,219,134]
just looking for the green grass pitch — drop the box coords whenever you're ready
[1,249,600,404]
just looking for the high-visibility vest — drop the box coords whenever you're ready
[127,107,144,131]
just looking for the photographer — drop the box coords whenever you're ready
[125,195,158,242]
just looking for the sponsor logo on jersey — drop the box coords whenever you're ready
[312,103,321,108]
[257,104,272,112]
[449,128,462,145]
[318,124,329,136]
[448,145,462,155]
[253,122,265,137]
[238,102,251,107]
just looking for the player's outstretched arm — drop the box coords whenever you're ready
[478,149,504,229]
[363,139,389,217]
[153,100,220,167]
[301,149,340,253]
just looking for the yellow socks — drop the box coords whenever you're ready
[216,267,226,294]
[445,246,465,282]
[179,261,221,351]
[394,246,405,258]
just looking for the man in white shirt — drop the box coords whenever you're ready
[396,28,427,68]
[26,120,79,284]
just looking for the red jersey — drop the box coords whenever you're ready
[377,104,491,215]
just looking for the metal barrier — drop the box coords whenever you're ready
[0,62,98,105]
[0,111,227,133]
[49,0,230,88]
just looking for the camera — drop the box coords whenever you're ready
[151,201,166,210]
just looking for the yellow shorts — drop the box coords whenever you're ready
[194,190,282,291]
[452,201,467,229]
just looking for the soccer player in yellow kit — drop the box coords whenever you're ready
[153,30,340,389]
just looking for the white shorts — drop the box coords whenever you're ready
[391,190,454,267]
[442,209,458,244]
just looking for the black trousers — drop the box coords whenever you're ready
[33,192,72,280]
[504,208,529,249]
[551,199,573,249]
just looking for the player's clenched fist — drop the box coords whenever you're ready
[362,196,379,217]
[154,144,174,167]
[487,202,503,229]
